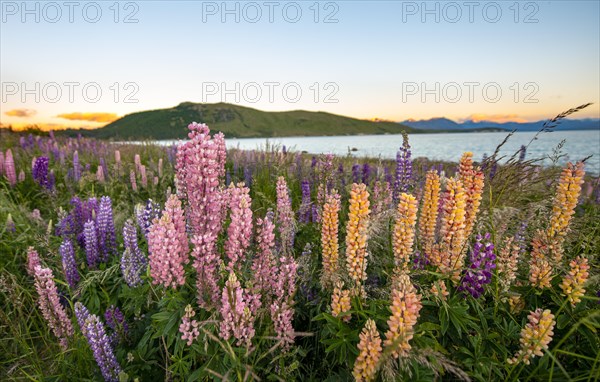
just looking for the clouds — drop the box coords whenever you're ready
[5,109,37,117]
[56,112,119,123]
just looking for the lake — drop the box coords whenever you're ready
[159,130,600,175]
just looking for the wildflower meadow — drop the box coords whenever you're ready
[0,115,599,381]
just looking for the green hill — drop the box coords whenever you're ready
[66,102,417,140]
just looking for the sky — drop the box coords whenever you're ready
[1,0,599,130]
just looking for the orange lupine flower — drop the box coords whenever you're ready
[508,308,555,365]
[458,152,485,241]
[384,273,422,358]
[560,256,590,307]
[392,193,418,270]
[529,162,585,289]
[321,191,341,288]
[497,236,521,292]
[419,170,440,258]
[331,281,351,322]
[432,177,467,281]
[345,183,370,297]
[353,319,382,382]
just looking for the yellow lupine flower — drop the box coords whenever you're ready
[548,162,585,240]
[419,170,440,257]
[508,308,555,365]
[458,152,485,241]
[560,256,589,307]
[392,193,418,270]
[434,177,467,281]
[353,319,382,382]
[430,280,449,302]
[321,191,341,288]
[529,162,585,289]
[384,273,422,358]
[345,183,370,297]
[331,281,351,322]
[497,236,520,293]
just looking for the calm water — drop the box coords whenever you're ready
[160,130,600,175]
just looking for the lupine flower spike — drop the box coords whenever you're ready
[345,183,370,298]
[384,272,422,358]
[179,304,200,345]
[508,308,555,365]
[392,192,418,270]
[331,281,352,322]
[148,194,189,288]
[353,319,382,382]
[34,266,74,349]
[560,256,590,307]
[321,191,341,289]
[418,170,440,259]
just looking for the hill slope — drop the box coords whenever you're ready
[74,102,417,140]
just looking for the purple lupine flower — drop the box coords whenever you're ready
[97,196,117,261]
[352,163,361,184]
[226,169,231,186]
[337,163,345,186]
[458,234,496,298]
[243,166,252,188]
[104,305,128,344]
[384,165,393,185]
[60,238,79,288]
[298,180,312,223]
[73,151,81,181]
[135,199,161,239]
[394,132,413,201]
[84,220,100,268]
[362,162,371,185]
[489,162,498,180]
[6,214,15,232]
[121,219,146,287]
[32,156,51,189]
[48,170,55,189]
[515,221,527,254]
[518,145,527,162]
[76,305,123,382]
[412,250,429,270]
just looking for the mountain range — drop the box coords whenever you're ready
[401,117,600,132]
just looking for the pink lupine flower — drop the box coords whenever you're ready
[158,158,163,178]
[192,235,222,309]
[179,305,200,346]
[219,272,256,347]
[140,165,147,188]
[26,246,41,276]
[34,266,74,349]
[270,254,298,350]
[0,150,4,176]
[175,123,226,308]
[134,154,141,173]
[225,183,253,271]
[130,170,137,191]
[251,214,277,304]
[147,195,189,288]
[96,165,105,183]
[276,176,294,254]
[4,149,16,186]
[18,170,25,182]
